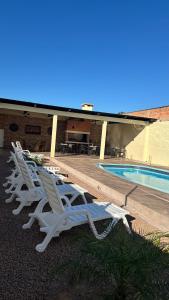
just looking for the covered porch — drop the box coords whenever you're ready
[0,98,153,162]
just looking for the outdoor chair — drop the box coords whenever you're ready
[15,141,44,160]
[3,151,23,191]
[9,143,66,182]
[5,158,65,192]
[4,153,87,214]
[22,169,131,252]
[60,143,69,154]
[110,147,126,158]
[79,144,88,154]
[88,145,99,155]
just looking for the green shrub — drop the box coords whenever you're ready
[52,224,169,299]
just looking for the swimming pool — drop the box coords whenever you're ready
[99,164,169,194]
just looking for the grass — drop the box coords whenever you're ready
[51,222,169,299]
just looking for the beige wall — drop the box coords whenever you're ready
[125,125,148,162]
[107,121,169,167]
[106,123,144,154]
[126,121,169,166]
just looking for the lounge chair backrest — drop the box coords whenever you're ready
[11,152,21,173]
[16,157,35,189]
[11,142,16,150]
[11,142,25,160]
[38,170,65,214]
[16,141,22,150]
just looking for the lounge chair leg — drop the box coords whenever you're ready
[5,194,15,203]
[5,188,11,194]
[12,201,26,215]
[35,230,55,252]
[22,216,35,229]
[3,182,9,188]
[122,216,131,234]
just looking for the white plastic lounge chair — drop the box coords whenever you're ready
[3,152,22,192]
[37,165,66,182]
[23,160,87,203]
[4,152,45,202]
[9,142,65,180]
[5,155,87,214]
[3,151,20,187]
[15,141,44,160]
[23,169,131,252]
[10,142,66,181]
[6,152,14,163]
[5,157,44,214]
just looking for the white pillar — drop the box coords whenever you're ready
[50,114,58,158]
[100,121,108,160]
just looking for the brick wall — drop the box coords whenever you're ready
[0,114,101,150]
[0,114,5,127]
[56,120,67,148]
[90,123,102,145]
[66,119,91,132]
[128,106,169,120]
[0,114,68,151]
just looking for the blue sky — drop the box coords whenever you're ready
[0,0,169,113]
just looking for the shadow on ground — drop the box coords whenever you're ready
[0,150,169,300]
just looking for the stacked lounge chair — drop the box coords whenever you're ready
[3,141,131,252]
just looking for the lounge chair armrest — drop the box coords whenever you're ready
[22,150,31,155]
[31,198,47,214]
[69,190,80,204]
[61,195,72,207]
[25,163,42,186]
[25,161,37,168]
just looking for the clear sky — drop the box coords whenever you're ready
[0,0,169,113]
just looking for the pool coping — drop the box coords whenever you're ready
[50,157,169,232]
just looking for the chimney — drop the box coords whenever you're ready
[81,103,94,111]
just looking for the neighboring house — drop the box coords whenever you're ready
[127,105,169,120]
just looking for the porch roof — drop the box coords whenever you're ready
[0,97,156,125]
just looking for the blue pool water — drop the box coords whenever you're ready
[99,164,169,194]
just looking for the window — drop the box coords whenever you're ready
[25,125,41,135]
